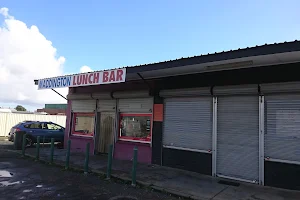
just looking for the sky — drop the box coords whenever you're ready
[0,0,299,111]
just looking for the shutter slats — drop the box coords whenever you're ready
[163,97,212,151]
[217,96,259,182]
[72,100,96,112]
[98,100,116,112]
[265,94,300,163]
[118,98,153,113]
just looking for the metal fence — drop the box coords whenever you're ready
[0,113,66,136]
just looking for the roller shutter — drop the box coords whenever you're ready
[118,98,153,113]
[97,100,116,112]
[72,100,96,112]
[261,82,300,164]
[163,97,212,152]
[216,85,259,183]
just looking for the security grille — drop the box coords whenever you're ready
[163,97,212,151]
[216,95,259,182]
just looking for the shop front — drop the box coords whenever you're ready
[113,91,153,163]
[64,88,154,163]
[36,41,300,190]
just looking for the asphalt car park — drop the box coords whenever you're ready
[0,148,179,200]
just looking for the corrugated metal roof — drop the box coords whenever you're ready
[126,40,300,73]
[37,40,300,79]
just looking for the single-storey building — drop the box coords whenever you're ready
[36,40,300,190]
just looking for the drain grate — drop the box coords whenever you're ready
[218,180,240,187]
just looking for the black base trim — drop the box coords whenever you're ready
[162,148,212,175]
[265,161,300,190]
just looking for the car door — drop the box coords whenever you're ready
[26,122,50,141]
[46,122,64,142]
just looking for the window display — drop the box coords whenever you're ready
[72,113,95,137]
[119,114,152,142]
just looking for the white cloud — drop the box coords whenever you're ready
[0,7,12,19]
[80,65,93,73]
[0,7,68,107]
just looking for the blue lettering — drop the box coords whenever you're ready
[57,77,61,87]
[38,76,73,89]
[62,77,66,86]
[52,78,57,88]
[38,80,43,89]
[66,76,71,86]
[43,80,46,88]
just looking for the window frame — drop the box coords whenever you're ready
[25,122,43,129]
[72,112,95,137]
[118,113,152,144]
[46,122,64,131]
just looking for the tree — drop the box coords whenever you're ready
[15,105,27,111]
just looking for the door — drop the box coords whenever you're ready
[25,122,51,141]
[216,95,259,183]
[45,122,65,142]
[96,112,115,153]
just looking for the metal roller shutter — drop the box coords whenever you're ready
[163,97,212,152]
[118,98,153,113]
[264,94,300,164]
[97,100,116,112]
[217,95,259,183]
[72,100,96,112]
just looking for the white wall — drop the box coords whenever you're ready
[0,113,66,137]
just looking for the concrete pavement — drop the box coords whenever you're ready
[8,145,300,200]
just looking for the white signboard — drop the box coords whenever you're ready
[38,68,126,90]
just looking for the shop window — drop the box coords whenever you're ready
[72,113,95,137]
[119,114,152,143]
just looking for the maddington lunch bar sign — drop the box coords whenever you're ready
[38,68,126,90]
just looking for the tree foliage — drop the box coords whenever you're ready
[15,105,27,111]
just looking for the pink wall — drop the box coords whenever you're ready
[64,98,94,154]
[69,136,94,154]
[114,141,152,164]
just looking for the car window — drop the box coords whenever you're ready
[27,123,42,129]
[47,123,63,130]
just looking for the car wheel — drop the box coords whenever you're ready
[26,137,33,147]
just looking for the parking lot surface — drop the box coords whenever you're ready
[0,149,179,200]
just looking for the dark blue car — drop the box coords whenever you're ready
[8,120,65,147]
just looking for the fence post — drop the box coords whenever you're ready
[84,143,90,174]
[22,134,27,157]
[50,138,54,164]
[131,146,138,187]
[106,144,113,179]
[65,140,71,170]
[35,136,40,161]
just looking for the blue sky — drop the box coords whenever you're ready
[0,0,299,111]
[2,0,300,73]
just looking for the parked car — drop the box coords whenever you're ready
[8,121,65,147]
